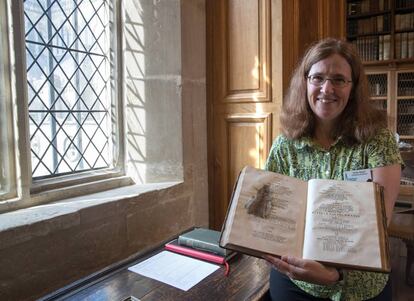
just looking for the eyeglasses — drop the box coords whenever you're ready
[307,74,352,88]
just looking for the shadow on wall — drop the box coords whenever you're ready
[125,0,183,184]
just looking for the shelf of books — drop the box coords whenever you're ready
[366,70,396,136]
[366,69,414,141]
[346,0,414,63]
[397,70,414,140]
[367,72,389,116]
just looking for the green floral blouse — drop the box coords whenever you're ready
[265,128,403,301]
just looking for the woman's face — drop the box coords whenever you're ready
[307,54,353,126]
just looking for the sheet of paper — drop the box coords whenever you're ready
[128,251,220,291]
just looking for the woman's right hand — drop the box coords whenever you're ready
[263,254,340,286]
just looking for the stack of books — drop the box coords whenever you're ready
[165,228,237,276]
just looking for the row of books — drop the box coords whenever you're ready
[395,32,414,59]
[348,0,390,16]
[398,73,414,94]
[395,13,414,31]
[347,14,390,36]
[397,83,414,96]
[351,35,391,61]
[396,0,414,9]
[164,228,237,276]
[368,82,387,97]
[398,108,414,121]
[398,123,414,135]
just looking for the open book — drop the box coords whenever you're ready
[219,166,390,272]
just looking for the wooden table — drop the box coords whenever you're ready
[40,245,271,301]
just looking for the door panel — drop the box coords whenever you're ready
[226,0,271,101]
[226,114,272,199]
[228,0,259,91]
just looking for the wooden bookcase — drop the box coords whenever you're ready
[346,0,414,144]
[346,0,414,63]
[366,67,414,142]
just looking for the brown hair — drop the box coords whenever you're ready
[280,38,386,144]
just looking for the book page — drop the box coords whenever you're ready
[303,179,382,269]
[221,166,308,258]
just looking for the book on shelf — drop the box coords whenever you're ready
[379,35,384,60]
[178,227,232,257]
[219,166,391,273]
[396,14,401,31]
[401,32,408,59]
[384,14,391,32]
[379,0,384,11]
[377,15,384,32]
[397,13,414,31]
[165,239,237,276]
[347,2,359,16]
[396,33,402,59]
[408,32,414,58]
[348,0,390,16]
[383,34,390,60]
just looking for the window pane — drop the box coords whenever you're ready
[24,0,114,179]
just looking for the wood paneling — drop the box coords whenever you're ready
[297,0,320,57]
[281,0,346,84]
[226,0,271,102]
[228,1,259,91]
[226,114,272,199]
[208,0,281,229]
[318,0,346,39]
[207,0,346,230]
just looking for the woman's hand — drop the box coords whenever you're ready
[263,254,340,285]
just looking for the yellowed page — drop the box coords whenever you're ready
[303,179,382,269]
[221,166,308,257]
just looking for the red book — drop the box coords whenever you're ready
[165,239,236,276]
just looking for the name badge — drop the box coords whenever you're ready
[344,169,373,182]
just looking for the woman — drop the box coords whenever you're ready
[264,38,402,301]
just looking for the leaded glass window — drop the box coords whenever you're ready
[24,0,116,179]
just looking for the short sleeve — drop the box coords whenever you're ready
[366,129,403,168]
[265,135,288,174]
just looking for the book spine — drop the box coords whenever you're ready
[408,32,414,58]
[395,33,402,59]
[165,243,225,264]
[383,34,390,60]
[178,236,226,256]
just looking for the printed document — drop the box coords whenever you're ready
[128,251,220,291]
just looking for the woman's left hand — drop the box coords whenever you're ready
[263,254,340,285]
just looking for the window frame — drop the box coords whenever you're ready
[0,0,18,202]
[0,0,128,213]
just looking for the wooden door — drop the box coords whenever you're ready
[207,0,346,230]
[207,0,282,230]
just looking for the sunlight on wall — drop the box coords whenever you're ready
[125,0,183,184]
[125,0,146,183]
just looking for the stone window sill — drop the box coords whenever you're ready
[0,182,180,250]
